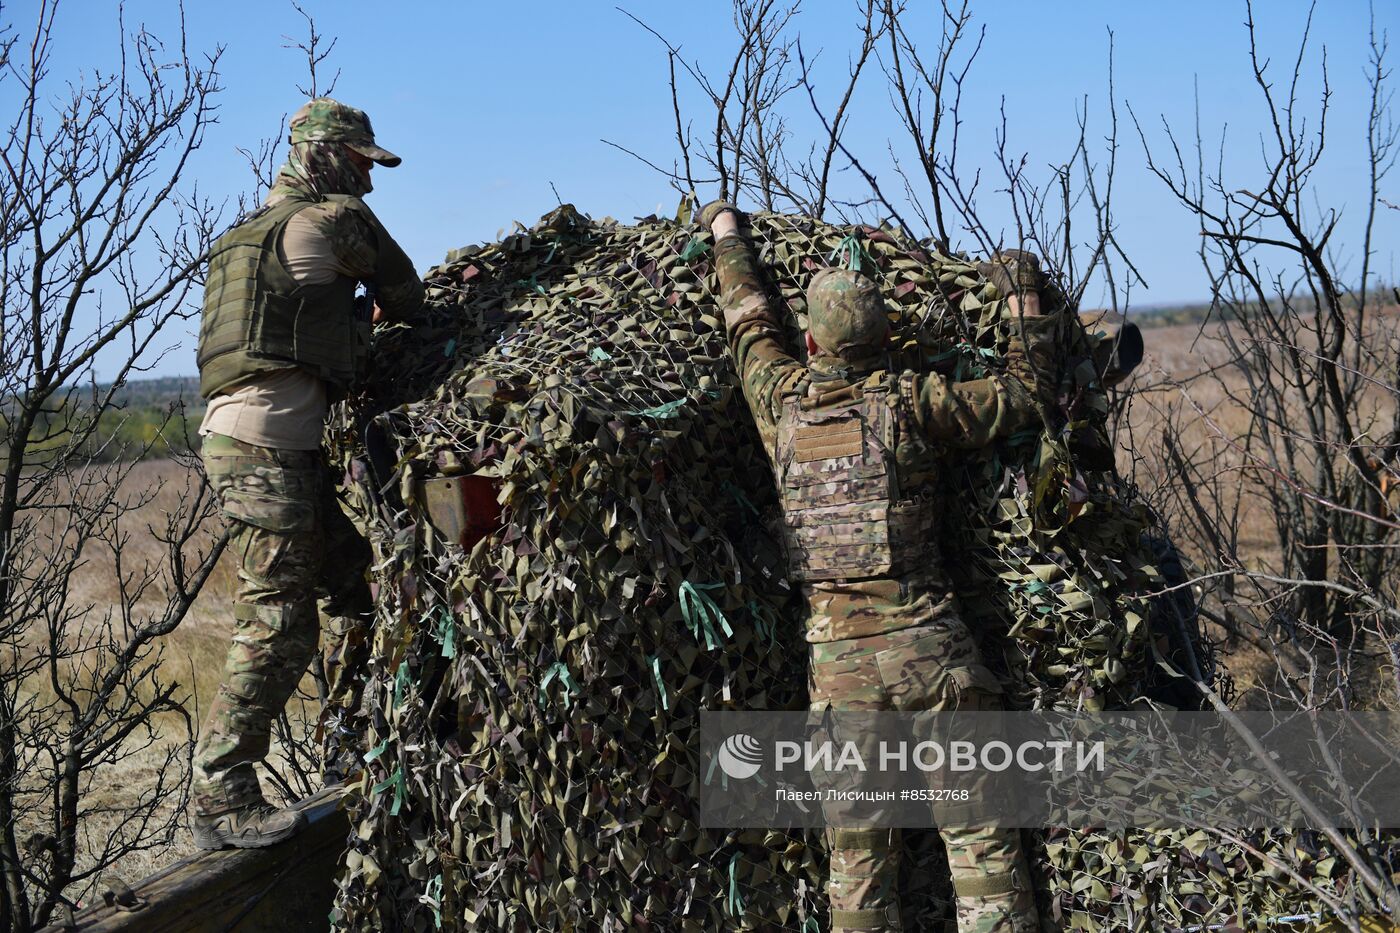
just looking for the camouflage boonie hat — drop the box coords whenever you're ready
[807,269,890,357]
[289,97,401,167]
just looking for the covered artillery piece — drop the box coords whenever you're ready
[42,204,1387,932]
[322,203,1400,931]
[319,201,1345,933]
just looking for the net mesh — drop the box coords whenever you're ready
[324,204,1383,931]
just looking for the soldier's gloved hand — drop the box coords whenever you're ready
[978,249,1044,301]
[699,199,739,229]
[699,199,743,240]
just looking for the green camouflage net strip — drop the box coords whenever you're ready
[324,204,1382,931]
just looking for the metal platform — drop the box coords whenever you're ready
[39,786,347,933]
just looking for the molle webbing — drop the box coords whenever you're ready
[794,418,863,462]
[197,196,361,399]
[777,377,935,582]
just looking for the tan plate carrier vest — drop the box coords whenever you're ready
[776,373,938,583]
[197,195,364,401]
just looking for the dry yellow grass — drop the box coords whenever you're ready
[1123,307,1400,704]
[8,459,325,897]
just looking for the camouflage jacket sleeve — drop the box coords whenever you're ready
[320,194,425,319]
[906,315,1058,448]
[712,233,807,440]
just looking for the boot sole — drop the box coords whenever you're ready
[191,814,307,850]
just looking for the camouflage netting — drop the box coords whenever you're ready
[324,204,1384,931]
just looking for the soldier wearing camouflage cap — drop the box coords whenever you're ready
[702,201,1056,933]
[191,98,424,849]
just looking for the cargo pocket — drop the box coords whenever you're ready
[875,624,981,711]
[947,665,1005,712]
[221,488,316,582]
[221,488,315,533]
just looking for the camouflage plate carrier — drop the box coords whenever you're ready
[777,373,936,586]
[196,194,367,402]
[779,377,1040,933]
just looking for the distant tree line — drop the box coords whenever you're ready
[0,383,203,467]
[1118,286,1398,330]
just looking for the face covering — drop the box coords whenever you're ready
[272,140,372,200]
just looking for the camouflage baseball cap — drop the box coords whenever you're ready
[807,269,890,357]
[288,98,401,167]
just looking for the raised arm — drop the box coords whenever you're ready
[906,317,1058,447]
[702,202,806,438]
[909,250,1060,447]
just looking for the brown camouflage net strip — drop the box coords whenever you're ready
[324,203,1382,931]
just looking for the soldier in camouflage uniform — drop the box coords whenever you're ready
[191,99,424,848]
[701,202,1058,932]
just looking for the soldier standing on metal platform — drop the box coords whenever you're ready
[191,99,423,849]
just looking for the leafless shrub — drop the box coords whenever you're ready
[1128,0,1399,703]
[615,0,1138,314]
[0,3,228,928]
[1122,2,1400,921]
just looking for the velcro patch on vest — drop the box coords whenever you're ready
[792,420,863,462]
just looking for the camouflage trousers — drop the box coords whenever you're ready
[809,619,1041,933]
[192,433,373,815]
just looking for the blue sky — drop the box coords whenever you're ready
[4,0,1397,379]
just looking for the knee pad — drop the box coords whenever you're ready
[951,866,1022,898]
[829,827,899,851]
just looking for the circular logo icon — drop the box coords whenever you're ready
[717,733,764,780]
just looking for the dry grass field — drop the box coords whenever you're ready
[1122,306,1400,707]
[9,459,317,896]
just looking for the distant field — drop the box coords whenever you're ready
[54,459,235,633]
[0,377,203,467]
[1121,305,1400,707]
[1126,287,1397,330]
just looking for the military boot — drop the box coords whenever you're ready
[191,800,307,850]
